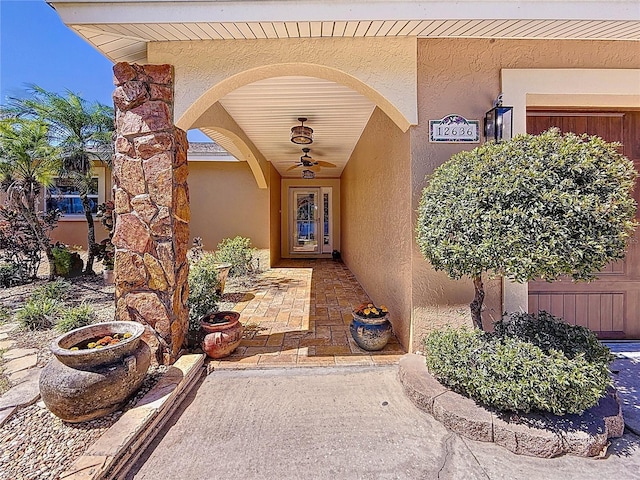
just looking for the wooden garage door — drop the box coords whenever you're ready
[527,110,640,339]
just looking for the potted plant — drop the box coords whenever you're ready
[350,302,393,351]
[200,311,244,358]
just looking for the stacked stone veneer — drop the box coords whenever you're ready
[112,62,189,364]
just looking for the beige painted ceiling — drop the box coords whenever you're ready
[216,76,375,178]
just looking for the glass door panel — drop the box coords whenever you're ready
[292,189,319,254]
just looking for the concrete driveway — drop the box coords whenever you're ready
[127,365,640,480]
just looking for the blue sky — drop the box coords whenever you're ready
[0,0,207,140]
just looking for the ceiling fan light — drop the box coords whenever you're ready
[291,125,313,144]
[291,118,314,144]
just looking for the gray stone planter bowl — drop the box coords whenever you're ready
[50,321,145,370]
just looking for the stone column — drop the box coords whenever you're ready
[111,63,190,364]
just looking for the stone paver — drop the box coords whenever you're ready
[0,368,41,426]
[212,259,405,370]
[2,348,38,361]
[3,354,38,375]
[0,339,15,350]
[0,323,18,334]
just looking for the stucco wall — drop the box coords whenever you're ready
[147,36,417,133]
[189,161,269,250]
[341,107,412,350]
[411,38,640,350]
[269,163,282,266]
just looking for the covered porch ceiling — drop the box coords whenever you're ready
[49,0,640,178]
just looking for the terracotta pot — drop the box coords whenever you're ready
[39,321,151,423]
[350,312,393,351]
[201,311,243,359]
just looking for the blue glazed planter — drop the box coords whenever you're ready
[350,312,393,351]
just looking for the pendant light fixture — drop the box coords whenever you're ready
[290,117,314,145]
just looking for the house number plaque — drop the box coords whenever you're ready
[429,114,480,143]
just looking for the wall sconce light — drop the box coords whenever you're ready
[484,94,513,142]
[302,169,315,179]
[291,117,314,145]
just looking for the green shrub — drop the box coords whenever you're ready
[215,236,255,277]
[16,297,61,331]
[187,253,221,337]
[493,311,613,365]
[56,302,95,333]
[0,262,19,288]
[424,327,611,415]
[31,278,72,301]
[52,244,83,277]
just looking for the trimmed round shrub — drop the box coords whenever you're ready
[493,311,613,365]
[424,327,611,415]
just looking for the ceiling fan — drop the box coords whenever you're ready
[286,148,337,172]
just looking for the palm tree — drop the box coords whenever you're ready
[8,86,114,274]
[0,118,61,280]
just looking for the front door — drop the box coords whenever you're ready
[289,187,332,255]
[527,110,640,339]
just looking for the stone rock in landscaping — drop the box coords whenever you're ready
[0,368,41,425]
[0,339,16,350]
[3,354,38,375]
[397,353,624,458]
[2,348,38,361]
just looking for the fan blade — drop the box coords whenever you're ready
[316,161,337,168]
[310,165,321,173]
[286,164,301,171]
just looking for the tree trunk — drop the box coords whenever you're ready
[21,204,56,280]
[470,274,485,330]
[81,193,96,274]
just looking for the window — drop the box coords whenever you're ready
[45,167,105,217]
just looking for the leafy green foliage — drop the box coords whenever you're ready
[0,118,62,280]
[31,278,72,301]
[51,244,83,277]
[424,327,611,415]
[0,262,19,288]
[215,236,255,277]
[56,302,95,333]
[16,297,61,331]
[416,128,637,283]
[187,253,221,336]
[493,311,613,364]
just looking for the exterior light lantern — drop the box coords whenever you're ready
[483,94,513,142]
[291,117,314,144]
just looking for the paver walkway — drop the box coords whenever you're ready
[210,259,405,370]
